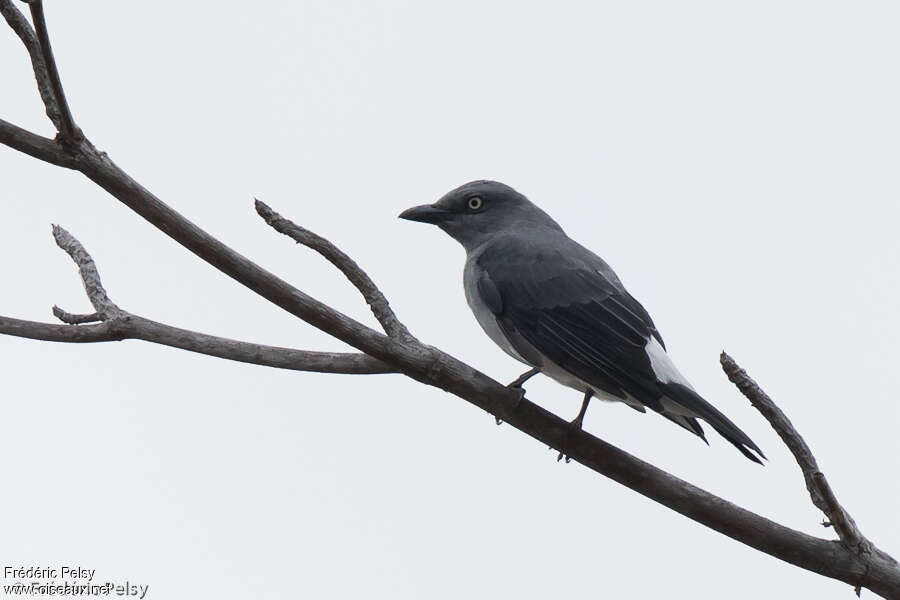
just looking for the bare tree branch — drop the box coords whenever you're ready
[0,0,63,132]
[77,143,414,369]
[0,315,120,342]
[255,199,415,342]
[721,352,870,554]
[0,314,394,374]
[119,315,394,374]
[23,0,80,141]
[52,224,122,318]
[0,225,395,375]
[52,306,101,324]
[0,118,74,167]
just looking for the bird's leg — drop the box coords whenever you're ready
[571,389,593,430]
[496,367,541,425]
[557,389,594,463]
[508,366,540,390]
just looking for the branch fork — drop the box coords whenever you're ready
[0,224,394,376]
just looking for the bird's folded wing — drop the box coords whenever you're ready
[476,237,667,410]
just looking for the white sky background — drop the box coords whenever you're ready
[2,2,899,598]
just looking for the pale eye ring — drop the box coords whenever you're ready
[467,196,483,211]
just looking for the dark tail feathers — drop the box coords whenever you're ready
[662,383,766,464]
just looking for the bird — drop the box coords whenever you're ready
[399,180,764,463]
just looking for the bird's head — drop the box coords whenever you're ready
[399,180,561,251]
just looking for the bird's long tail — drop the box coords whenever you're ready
[662,382,766,464]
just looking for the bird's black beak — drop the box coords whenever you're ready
[398,204,450,224]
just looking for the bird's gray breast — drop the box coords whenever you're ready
[463,255,530,365]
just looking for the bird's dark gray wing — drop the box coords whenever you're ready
[476,233,666,410]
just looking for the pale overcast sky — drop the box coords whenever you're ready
[2,2,898,598]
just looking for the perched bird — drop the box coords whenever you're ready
[400,180,764,463]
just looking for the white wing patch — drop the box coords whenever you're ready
[645,337,694,390]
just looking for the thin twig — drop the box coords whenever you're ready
[0,314,394,374]
[721,351,869,554]
[26,1,80,142]
[51,225,121,318]
[255,199,415,342]
[0,0,63,131]
[52,306,101,324]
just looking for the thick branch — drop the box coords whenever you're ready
[421,356,900,598]
[255,199,414,342]
[0,315,120,342]
[0,118,74,167]
[721,352,870,554]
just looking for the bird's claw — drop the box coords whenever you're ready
[555,416,586,464]
[505,384,528,411]
[501,369,538,419]
[509,386,527,403]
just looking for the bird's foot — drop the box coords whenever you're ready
[496,388,525,425]
[507,367,540,397]
[556,417,585,463]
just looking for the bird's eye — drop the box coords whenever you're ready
[467,196,483,211]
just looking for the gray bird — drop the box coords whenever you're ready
[400,180,764,463]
